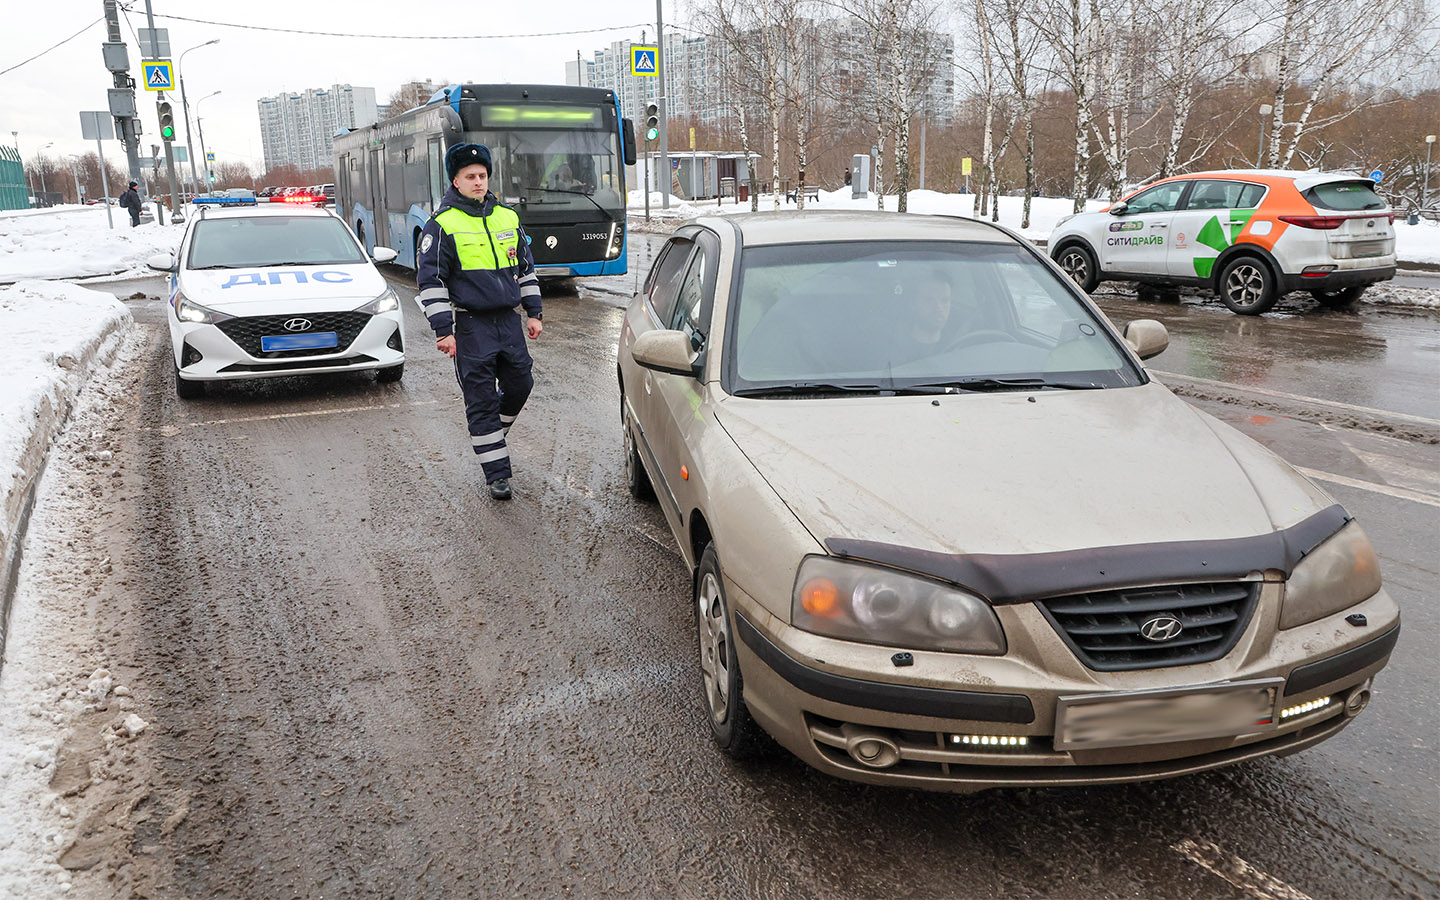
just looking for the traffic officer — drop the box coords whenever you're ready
[416,143,543,500]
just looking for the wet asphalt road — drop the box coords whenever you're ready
[62,239,1439,899]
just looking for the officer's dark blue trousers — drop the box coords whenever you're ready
[452,309,533,483]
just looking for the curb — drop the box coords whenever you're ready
[0,312,132,671]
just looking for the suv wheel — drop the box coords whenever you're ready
[1218,257,1278,315]
[1056,244,1100,293]
[695,542,768,759]
[1310,286,1367,309]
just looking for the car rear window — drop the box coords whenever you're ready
[187,216,368,269]
[1303,181,1386,212]
[727,241,1142,392]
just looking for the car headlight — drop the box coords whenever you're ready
[792,556,1006,654]
[174,292,231,324]
[1280,520,1382,630]
[1055,214,1075,228]
[357,287,400,315]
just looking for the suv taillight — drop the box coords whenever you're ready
[1278,215,1346,229]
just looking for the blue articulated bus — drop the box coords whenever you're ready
[334,84,637,277]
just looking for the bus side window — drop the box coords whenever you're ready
[428,140,445,209]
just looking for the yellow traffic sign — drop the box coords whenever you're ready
[142,60,173,91]
[962,157,972,175]
[689,127,696,150]
[630,45,659,77]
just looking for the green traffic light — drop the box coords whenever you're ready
[161,126,175,139]
[646,127,659,141]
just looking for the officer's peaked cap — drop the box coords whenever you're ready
[446,142,492,181]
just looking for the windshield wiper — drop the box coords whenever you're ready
[907,377,1105,392]
[524,186,609,217]
[731,382,886,398]
[188,264,244,270]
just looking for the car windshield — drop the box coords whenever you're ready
[727,241,1142,394]
[186,216,368,269]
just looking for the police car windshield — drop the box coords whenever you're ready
[727,241,1142,394]
[187,216,368,269]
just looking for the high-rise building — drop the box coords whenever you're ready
[257,84,378,173]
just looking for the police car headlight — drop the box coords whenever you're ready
[792,556,1006,654]
[174,293,230,324]
[357,288,400,315]
[1280,521,1382,629]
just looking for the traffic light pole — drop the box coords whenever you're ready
[655,0,669,209]
[139,0,182,220]
[102,1,144,198]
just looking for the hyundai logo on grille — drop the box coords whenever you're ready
[283,318,313,332]
[1139,615,1184,642]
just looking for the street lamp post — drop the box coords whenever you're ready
[1424,134,1437,212]
[36,143,54,198]
[178,39,220,196]
[195,91,221,191]
[68,155,83,205]
[1258,104,1273,168]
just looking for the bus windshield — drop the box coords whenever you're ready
[472,129,625,217]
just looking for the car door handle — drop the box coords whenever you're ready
[1151,223,1168,228]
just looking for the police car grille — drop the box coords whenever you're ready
[217,312,372,359]
[1035,582,1258,671]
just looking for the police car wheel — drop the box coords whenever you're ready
[1056,245,1100,293]
[1310,286,1366,309]
[1218,257,1278,315]
[174,364,205,400]
[376,363,404,383]
[694,542,768,760]
[623,409,655,501]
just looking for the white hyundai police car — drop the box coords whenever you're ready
[148,200,405,398]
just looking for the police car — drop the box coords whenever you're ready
[1049,170,1397,314]
[147,199,405,398]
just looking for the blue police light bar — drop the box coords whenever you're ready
[193,196,258,206]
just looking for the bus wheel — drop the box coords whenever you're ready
[414,229,422,269]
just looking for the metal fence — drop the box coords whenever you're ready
[0,145,28,210]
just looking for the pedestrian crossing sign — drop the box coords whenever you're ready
[142,60,173,91]
[630,46,658,77]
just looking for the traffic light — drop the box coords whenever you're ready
[158,101,175,142]
[645,103,659,141]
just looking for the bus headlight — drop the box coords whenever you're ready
[606,223,624,259]
[793,556,1005,654]
[1280,521,1382,629]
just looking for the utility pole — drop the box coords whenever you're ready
[139,0,183,221]
[655,0,669,209]
[101,1,144,198]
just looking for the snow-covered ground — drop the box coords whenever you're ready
[628,187,1440,265]
[0,206,183,284]
[0,280,132,900]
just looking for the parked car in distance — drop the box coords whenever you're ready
[1049,170,1396,314]
[618,210,1398,793]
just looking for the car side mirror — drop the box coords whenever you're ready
[146,252,176,272]
[1108,201,1128,215]
[1123,319,1169,360]
[371,247,399,263]
[632,329,698,377]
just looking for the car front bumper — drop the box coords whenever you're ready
[729,580,1399,793]
[173,310,404,381]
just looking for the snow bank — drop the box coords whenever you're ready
[0,207,182,284]
[1394,219,1440,265]
[0,281,131,638]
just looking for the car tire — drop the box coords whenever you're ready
[174,364,205,400]
[1218,257,1279,315]
[623,407,655,501]
[1310,286,1366,309]
[376,363,404,383]
[694,542,768,759]
[1055,244,1100,293]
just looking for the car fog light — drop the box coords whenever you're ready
[951,734,1029,747]
[1279,696,1332,720]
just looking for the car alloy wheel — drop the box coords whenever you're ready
[623,409,655,501]
[1219,257,1278,315]
[1057,245,1099,293]
[693,542,767,758]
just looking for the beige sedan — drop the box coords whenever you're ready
[617,211,1399,793]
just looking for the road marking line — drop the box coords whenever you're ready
[1172,838,1313,900]
[1151,370,1440,429]
[154,399,441,429]
[1296,466,1440,508]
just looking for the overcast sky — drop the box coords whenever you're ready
[4,0,672,172]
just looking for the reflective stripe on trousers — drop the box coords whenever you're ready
[452,310,533,483]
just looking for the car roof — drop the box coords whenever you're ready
[1155,169,1378,191]
[693,210,1019,247]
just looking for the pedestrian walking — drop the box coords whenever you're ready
[119,181,141,227]
[417,143,543,500]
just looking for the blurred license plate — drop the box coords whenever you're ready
[261,332,338,352]
[1350,240,1386,258]
[1054,679,1281,751]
